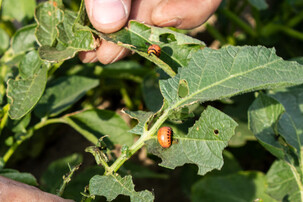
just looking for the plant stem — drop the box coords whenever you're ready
[221,9,257,37]
[105,108,171,175]
[57,163,81,197]
[120,84,133,109]
[0,0,2,11]
[0,104,9,136]
[2,118,64,164]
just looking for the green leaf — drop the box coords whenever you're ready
[37,1,95,62]
[11,24,37,55]
[267,160,303,201]
[249,89,303,200]
[192,171,274,202]
[146,106,238,175]
[100,21,205,76]
[2,0,36,22]
[0,28,9,54]
[38,45,77,62]
[40,153,82,193]
[248,0,268,10]
[160,46,303,110]
[7,113,31,133]
[0,168,38,186]
[63,109,133,146]
[270,85,303,138]
[34,75,99,118]
[19,50,42,79]
[124,110,154,135]
[7,65,48,120]
[35,1,63,46]
[248,92,302,161]
[89,174,154,201]
[248,93,285,159]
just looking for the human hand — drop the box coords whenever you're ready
[79,0,222,64]
[0,176,73,202]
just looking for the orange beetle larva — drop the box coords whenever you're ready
[157,126,172,148]
[147,44,161,57]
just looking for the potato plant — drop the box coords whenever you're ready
[1,0,303,201]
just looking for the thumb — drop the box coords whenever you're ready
[85,0,131,33]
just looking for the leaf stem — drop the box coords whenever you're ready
[2,118,64,164]
[105,108,171,175]
[57,163,81,197]
[120,84,133,109]
[0,104,9,136]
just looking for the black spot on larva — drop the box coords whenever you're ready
[214,129,219,135]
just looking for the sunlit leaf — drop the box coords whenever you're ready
[160,46,303,111]
[89,174,154,201]
[7,65,48,119]
[64,109,133,146]
[267,160,303,201]
[147,106,237,175]
[0,28,9,54]
[35,2,63,46]
[2,0,36,22]
[11,24,37,55]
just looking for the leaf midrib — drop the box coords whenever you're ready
[171,55,283,110]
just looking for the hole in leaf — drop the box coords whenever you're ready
[214,129,219,135]
[159,33,176,43]
[178,79,189,98]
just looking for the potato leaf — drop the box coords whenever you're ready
[7,65,48,120]
[11,24,37,55]
[267,160,303,201]
[146,106,238,175]
[89,174,154,202]
[100,21,205,76]
[34,75,99,118]
[63,109,133,146]
[36,0,95,62]
[192,171,274,202]
[160,46,303,110]
[124,110,154,135]
[249,88,303,201]
[35,1,63,46]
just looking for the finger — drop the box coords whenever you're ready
[79,50,98,63]
[0,176,73,202]
[85,0,131,33]
[96,40,130,64]
[130,0,161,24]
[152,0,222,29]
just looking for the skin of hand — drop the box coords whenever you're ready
[79,0,222,64]
[0,176,74,202]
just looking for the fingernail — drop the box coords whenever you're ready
[158,18,182,27]
[92,0,127,24]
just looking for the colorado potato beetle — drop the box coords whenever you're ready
[157,126,172,148]
[147,44,161,57]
